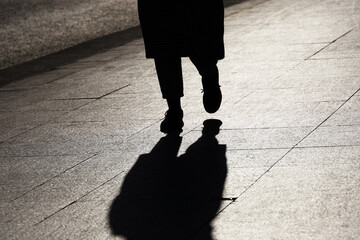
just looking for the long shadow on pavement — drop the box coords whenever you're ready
[109,119,227,240]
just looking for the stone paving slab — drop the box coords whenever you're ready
[4,68,80,87]
[0,0,139,69]
[55,94,167,122]
[0,154,93,203]
[213,96,343,129]
[0,119,159,157]
[180,127,312,151]
[311,28,360,59]
[194,146,360,239]
[322,95,360,126]
[0,110,67,142]
[1,0,359,239]
[298,125,360,148]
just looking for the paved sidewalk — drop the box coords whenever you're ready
[1,0,360,239]
[0,0,138,69]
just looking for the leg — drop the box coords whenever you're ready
[189,56,218,80]
[154,57,184,133]
[189,56,222,113]
[154,57,184,100]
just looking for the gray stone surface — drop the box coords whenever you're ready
[0,154,93,202]
[0,0,139,69]
[211,95,343,129]
[1,0,359,239]
[284,58,360,79]
[298,125,360,148]
[310,28,360,60]
[0,0,254,70]
[180,127,312,152]
[195,146,360,239]
[55,93,167,122]
[322,96,360,126]
[3,68,79,87]
[0,110,67,142]
[1,119,157,156]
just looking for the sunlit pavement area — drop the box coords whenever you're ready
[1,0,360,239]
[0,0,139,69]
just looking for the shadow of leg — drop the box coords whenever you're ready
[109,119,227,240]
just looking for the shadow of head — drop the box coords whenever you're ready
[109,119,226,240]
[202,119,223,136]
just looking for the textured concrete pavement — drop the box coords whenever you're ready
[0,0,247,72]
[0,0,139,70]
[1,0,360,239]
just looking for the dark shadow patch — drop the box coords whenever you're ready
[109,119,227,240]
[0,26,142,87]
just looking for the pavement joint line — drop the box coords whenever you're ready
[97,83,132,99]
[273,33,357,80]
[126,119,162,140]
[4,117,66,143]
[317,123,360,127]
[305,27,357,60]
[234,90,255,105]
[227,147,291,151]
[295,100,347,103]
[228,86,294,91]
[2,100,103,142]
[308,56,360,60]
[1,94,110,144]
[1,84,132,141]
[104,91,158,96]
[35,200,78,226]
[255,1,303,31]
[231,87,360,202]
[53,97,99,100]
[125,115,203,140]
[0,154,85,158]
[35,170,125,226]
[193,126,314,131]
[66,98,98,112]
[288,42,331,45]
[56,153,99,175]
[183,122,205,136]
[294,144,360,149]
[9,153,98,203]
[273,61,304,81]
[55,120,106,123]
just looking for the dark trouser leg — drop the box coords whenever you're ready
[189,56,218,84]
[189,56,222,113]
[154,57,184,133]
[154,57,184,99]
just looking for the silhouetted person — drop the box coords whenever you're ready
[109,119,227,240]
[138,0,225,133]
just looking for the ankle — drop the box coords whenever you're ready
[166,98,182,112]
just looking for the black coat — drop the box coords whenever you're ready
[138,0,225,59]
